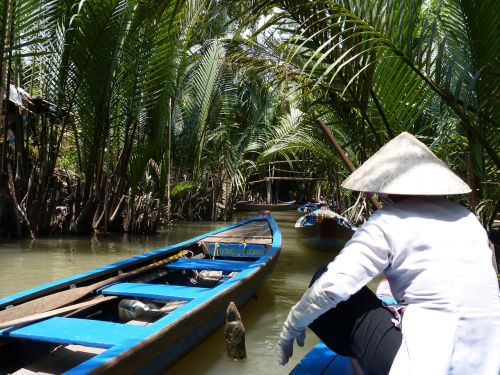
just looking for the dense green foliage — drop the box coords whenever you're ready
[0,0,497,236]
[233,0,499,226]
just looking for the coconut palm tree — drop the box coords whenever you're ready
[0,0,62,236]
[1,0,202,235]
[229,0,500,227]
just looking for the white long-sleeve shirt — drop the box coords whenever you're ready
[313,197,500,374]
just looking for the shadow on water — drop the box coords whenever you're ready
[0,211,347,374]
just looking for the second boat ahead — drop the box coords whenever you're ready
[295,208,356,252]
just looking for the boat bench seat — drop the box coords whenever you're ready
[166,258,252,272]
[101,282,209,300]
[7,317,146,348]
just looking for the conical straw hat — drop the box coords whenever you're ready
[341,132,471,195]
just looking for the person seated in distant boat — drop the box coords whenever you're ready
[319,195,328,206]
[278,132,500,375]
[302,203,329,225]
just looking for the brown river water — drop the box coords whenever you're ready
[0,211,370,374]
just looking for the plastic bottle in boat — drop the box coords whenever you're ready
[118,299,150,322]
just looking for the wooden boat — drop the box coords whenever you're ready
[235,200,296,212]
[0,214,281,374]
[297,202,320,214]
[295,209,356,252]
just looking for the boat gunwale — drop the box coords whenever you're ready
[0,216,274,309]
[78,242,281,374]
[1,215,282,375]
[63,215,281,374]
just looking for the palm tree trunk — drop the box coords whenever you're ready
[315,118,381,210]
[0,0,14,177]
[166,98,172,224]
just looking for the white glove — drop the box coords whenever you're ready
[277,281,335,365]
[278,327,306,365]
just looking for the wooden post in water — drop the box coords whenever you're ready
[224,301,246,360]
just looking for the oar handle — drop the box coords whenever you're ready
[91,250,190,290]
[0,250,190,326]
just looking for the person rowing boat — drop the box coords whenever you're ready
[278,132,500,375]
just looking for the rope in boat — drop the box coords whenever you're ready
[213,241,220,259]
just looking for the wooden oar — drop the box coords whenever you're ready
[0,250,189,325]
[0,296,119,330]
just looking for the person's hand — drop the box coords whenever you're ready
[277,327,306,365]
[277,282,334,365]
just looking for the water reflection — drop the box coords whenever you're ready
[0,211,349,374]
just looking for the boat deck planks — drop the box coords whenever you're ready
[203,220,273,244]
[12,345,105,375]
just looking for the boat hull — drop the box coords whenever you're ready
[297,203,320,214]
[91,253,279,374]
[0,215,282,375]
[296,217,354,252]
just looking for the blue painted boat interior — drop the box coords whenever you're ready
[101,283,210,300]
[0,215,282,375]
[165,258,253,271]
[9,317,146,348]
